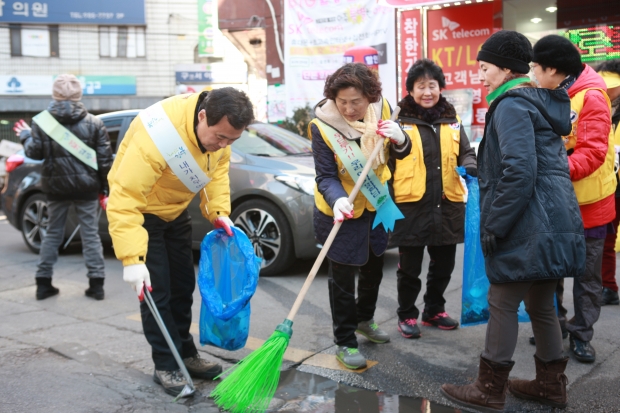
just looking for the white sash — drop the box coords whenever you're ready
[140,102,211,193]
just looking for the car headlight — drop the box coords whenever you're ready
[275,175,315,196]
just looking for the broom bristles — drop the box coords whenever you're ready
[211,330,290,413]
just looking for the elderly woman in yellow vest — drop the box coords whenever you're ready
[310,63,411,370]
[389,59,477,339]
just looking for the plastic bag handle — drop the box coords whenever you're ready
[286,107,401,322]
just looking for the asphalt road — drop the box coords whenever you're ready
[1,212,619,413]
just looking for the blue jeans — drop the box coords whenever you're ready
[36,199,105,279]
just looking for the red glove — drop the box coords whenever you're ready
[98,194,108,210]
[13,119,31,136]
[214,216,234,236]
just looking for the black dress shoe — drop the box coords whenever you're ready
[601,287,620,305]
[570,335,596,363]
[529,330,568,345]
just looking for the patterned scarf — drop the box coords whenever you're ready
[343,103,384,169]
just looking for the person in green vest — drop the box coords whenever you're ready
[15,74,113,301]
[389,58,477,339]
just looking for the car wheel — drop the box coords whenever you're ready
[20,193,49,254]
[231,199,295,276]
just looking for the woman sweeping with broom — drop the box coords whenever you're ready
[310,62,411,369]
[210,63,409,412]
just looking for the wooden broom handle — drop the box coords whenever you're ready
[286,107,401,322]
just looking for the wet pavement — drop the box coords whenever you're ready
[268,370,463,412]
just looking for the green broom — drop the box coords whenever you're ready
[211,107,401,413]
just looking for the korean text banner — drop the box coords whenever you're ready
[198,0,218,56]
[399,9,422,99]
[427,2,493,130]
[284,0,396,117]
[0,0,146,25]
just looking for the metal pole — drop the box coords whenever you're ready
[143,288,196,400]
[63,206,103,250]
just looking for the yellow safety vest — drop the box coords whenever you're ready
[392,119,465,203]
[312,99,392,218]
[613,116,620,181]
[565,88,616,206]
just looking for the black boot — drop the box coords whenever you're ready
[85,278,105,300]
[36,277,59,300]
[601,287,619,305]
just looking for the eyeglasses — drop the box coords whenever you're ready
[529,63,539,70]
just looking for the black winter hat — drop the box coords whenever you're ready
[532,35,583,76]
[477,30,532,74]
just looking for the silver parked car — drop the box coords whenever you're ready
[1,110,319,275]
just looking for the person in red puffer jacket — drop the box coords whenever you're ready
[596,61,620,307]
[531,35,615,364]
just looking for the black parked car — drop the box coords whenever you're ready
[1,110,319,276]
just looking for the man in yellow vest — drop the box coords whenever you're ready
[106,88,254,396]
[597,61,620,306]
[531,35,615,363]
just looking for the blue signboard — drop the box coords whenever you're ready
[0,75,137,96]
[78,76,137,96]
[175,71,214,83]
[0,0,146,25]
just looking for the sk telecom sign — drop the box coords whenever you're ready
[427,2,494,126]
[0,0,145,25]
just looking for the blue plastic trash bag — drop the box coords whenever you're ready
[457,167,530,326]
[198,227,261,350]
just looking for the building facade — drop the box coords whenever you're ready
[0,0,250,141]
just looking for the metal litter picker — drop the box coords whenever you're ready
[211,107,401,413]
[143,288,196,401]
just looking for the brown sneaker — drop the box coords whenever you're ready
[183,353,222,379]
[153,369,190,397]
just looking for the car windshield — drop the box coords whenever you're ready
[233,123,312,156]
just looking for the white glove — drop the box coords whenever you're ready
[376,119,405,145]
[333,197,354,223]
[123,263,151,300]
[214,216,235,236]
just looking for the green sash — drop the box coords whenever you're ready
[32,110,98,170]
[318,121,404,232]
[139,102,211,193]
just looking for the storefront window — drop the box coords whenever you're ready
[503,0,620,65]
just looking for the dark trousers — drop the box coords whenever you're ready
[140,211,198,371]
[601,197,620,292]
[328,247,384,348]
[483,280,564,364]
[565,237,605,342]
[396,244,456,320]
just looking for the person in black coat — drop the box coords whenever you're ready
[16,74,113,301]
[440,31,585,412]
[389,59,477,338]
